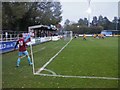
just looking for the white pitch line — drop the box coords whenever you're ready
[34,73,120,80]
[35,68,56,75]
[44,69,57,75]
[36,39,73,74]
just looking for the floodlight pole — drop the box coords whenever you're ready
[87,0,91,27]
[88,12,90,27]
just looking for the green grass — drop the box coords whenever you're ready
[2,37,119,88]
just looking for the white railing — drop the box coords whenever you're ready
[0,34,18,41]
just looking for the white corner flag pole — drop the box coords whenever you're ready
[28,28,35,75]
[30,40,35,74]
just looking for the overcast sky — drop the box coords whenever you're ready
[59,0,119,25]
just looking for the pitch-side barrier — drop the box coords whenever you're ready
[0,36,61,54]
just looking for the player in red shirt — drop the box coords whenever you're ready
[14,34,32,67]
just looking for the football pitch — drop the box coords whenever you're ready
[2,37,119,88]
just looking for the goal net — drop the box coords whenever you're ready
[28,25,73,75]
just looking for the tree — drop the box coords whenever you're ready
[2,2,14,30]
[0,2,2,31]
[102,17,111,30]
[78,18,88,26]
[97,16,112,30]
[83,18,88,26]
[98,15,105,28]
[112,17,118,30]
[51,2,62,25]
[64,19,70,26]
[2,1,62,31]
[92,16,98,26]
[2,2,33,31]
